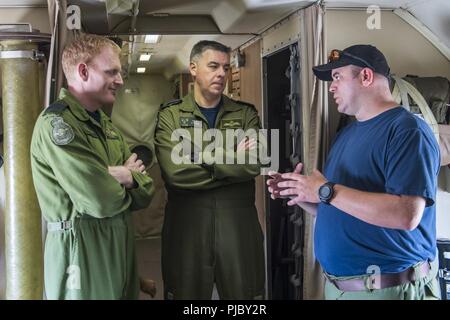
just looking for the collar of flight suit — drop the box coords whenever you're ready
[58,88,109,127]
[180,91,242,114]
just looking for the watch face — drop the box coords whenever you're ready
[319,185,331,198]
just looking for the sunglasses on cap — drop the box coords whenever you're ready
[328,49,375,70]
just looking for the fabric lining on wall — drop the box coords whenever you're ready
[299,3,328,300]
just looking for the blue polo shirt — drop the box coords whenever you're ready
[315,107,440,276]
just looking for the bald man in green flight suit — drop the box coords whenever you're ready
[155,40,265,299]
[31,34,154,299]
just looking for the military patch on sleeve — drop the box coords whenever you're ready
[180,116,195,127]
[221,119,243,129]
[51,117,74,145]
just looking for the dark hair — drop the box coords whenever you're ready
[190,40,231,62]
[350,65,363,77]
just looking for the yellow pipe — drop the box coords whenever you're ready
[0,40,43,299]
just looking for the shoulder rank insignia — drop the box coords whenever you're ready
[161,99,182,110]
[231,99,256,110]
[51,116,74,145]
[44,101,68,114]
[221,119,243,129]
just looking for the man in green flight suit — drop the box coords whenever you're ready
[155,40,265,299]
[31,34,154,299]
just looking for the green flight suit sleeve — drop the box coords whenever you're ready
[155,108,225,190]
[121,134,155,211]
[206,105,263,181]
[32,114,133,218]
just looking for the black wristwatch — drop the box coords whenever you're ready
[318,182,336,204]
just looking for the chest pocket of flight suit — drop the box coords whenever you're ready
[104,127,125,165]
[219,118,244,151]
[83,126,123,165]
[83,127,109,161]
[178,117,204,162]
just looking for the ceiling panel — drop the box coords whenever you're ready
[408,0,450,48]
[2,0,447,77]
[0,0,47,6]
[139,0,217,15]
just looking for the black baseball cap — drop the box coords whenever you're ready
[312,44,390,81]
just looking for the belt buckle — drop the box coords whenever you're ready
[61,220,72,230]
[365,274,376,290]
[413,261,430,281]
[365,265,381,290]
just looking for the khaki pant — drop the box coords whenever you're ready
[45,212,139,300]
[324,259,441,300]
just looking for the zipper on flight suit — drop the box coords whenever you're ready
[86,115,112,162]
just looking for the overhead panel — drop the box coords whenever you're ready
[68,0,221,35]
[104,0,134,14]
[138,0,212,14]
[134,15,221,35]
[68,0,110,34]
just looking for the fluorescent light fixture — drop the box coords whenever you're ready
[139,53,151,61]
[144,35,161,44]
[137,67,146,73]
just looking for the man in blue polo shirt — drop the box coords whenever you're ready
[267,44,441,299]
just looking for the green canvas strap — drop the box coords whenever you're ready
[47,220,73,232]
